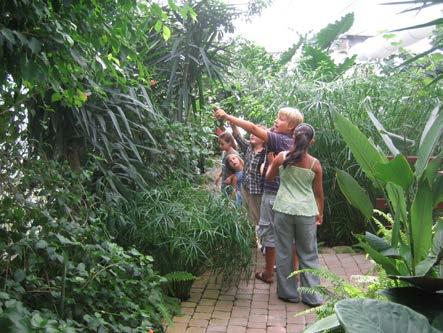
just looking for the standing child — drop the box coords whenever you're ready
[225,154,244,206]
[266,123,324,306]
[214,107,303,284]
[231,124,266,227]
[215,132,239,196]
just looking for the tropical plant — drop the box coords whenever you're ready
[329,105,443,331]
[305,298,441,333]
[0,158,176,332]
[108,178,254,286]
[298,13,357,82]
[334,104,443,276]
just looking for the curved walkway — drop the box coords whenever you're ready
[166,247,374,333]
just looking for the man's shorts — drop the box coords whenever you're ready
[257,191,277,248]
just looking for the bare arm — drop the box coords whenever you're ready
[312,159,324,225]
[266,151,285,181]
[231,124,249,154]
[214,108,269,142]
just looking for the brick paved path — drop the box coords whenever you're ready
[166,248,374,333]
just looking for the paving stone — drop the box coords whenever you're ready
[166,323,187,333]
[192,312,211,320]
[211,311,231,320]
[206,325,226,332]
[173,315,191,323]
[249,314,268,323]
[181,307,195,316]
[250,308,268,315]
[286,324,306,332]
[202,290,220,299]
[246,329,266,333]
[229,317,248,326]
[199,299,216,306]
[209,318,229,326]
[188,319,209,328]
[195,305,214,313]
[247,320,267,329]
[185,328,206,333]
[226,326,247,333]
[181,302,197,308]
[266,326,286,333]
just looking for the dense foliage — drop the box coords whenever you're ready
[0,159,172,332]
[215,22,443,245]
[0,0,265,331]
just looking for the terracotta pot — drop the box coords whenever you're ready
[375,198,388,210]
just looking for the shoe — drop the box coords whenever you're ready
[278,296,300,303]
[255,271,273,284]
[302,300,323,308]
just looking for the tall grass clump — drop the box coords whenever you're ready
[108,178,254,286]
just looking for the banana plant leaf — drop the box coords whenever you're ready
[415,103,443,179]
[388,275,443,292]
[333,112,387,182]
[416,220,443,276]
[335,298,441,333]
[356,234,400,275]
[385,182,407,248]
[411,181,434,266]
[374,155,414,189]
[336,169,373,221]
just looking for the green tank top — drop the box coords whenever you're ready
[273,160,319,217]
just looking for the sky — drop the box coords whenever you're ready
[228,0,443,53]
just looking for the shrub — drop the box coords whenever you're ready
[0,159,174,332]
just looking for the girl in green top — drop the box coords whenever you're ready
[266,123,324,306]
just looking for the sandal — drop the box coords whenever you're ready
[255,271,273,284]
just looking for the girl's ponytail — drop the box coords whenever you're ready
[283,123,314,168]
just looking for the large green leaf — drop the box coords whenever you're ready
[415,103,443,178]
[411,181,434,266]
[303,314,340,333]
[374,155,414,189]
[416,220,443,276]
[336,169,373,220]
[380,287,443,331]
[335,299,440,333]
[356,235,400,275]
[333,112,387,181]
[385,182,407,248]
[314,13,354,50]
[363,232,399,257]
[389,275,443,292]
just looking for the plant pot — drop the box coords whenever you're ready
[162,271,196,301]
[375,198,388,210]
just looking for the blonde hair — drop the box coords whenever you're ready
[278,107,304,129]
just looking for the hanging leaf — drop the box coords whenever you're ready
[314,13,354,50]
[333,112,387,182]
[336,169,373,220]
[416,104,443,178]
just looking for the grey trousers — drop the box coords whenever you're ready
[274,212,323,305]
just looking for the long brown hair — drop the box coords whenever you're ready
[283,123,315,168]
[218,132,237,150]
